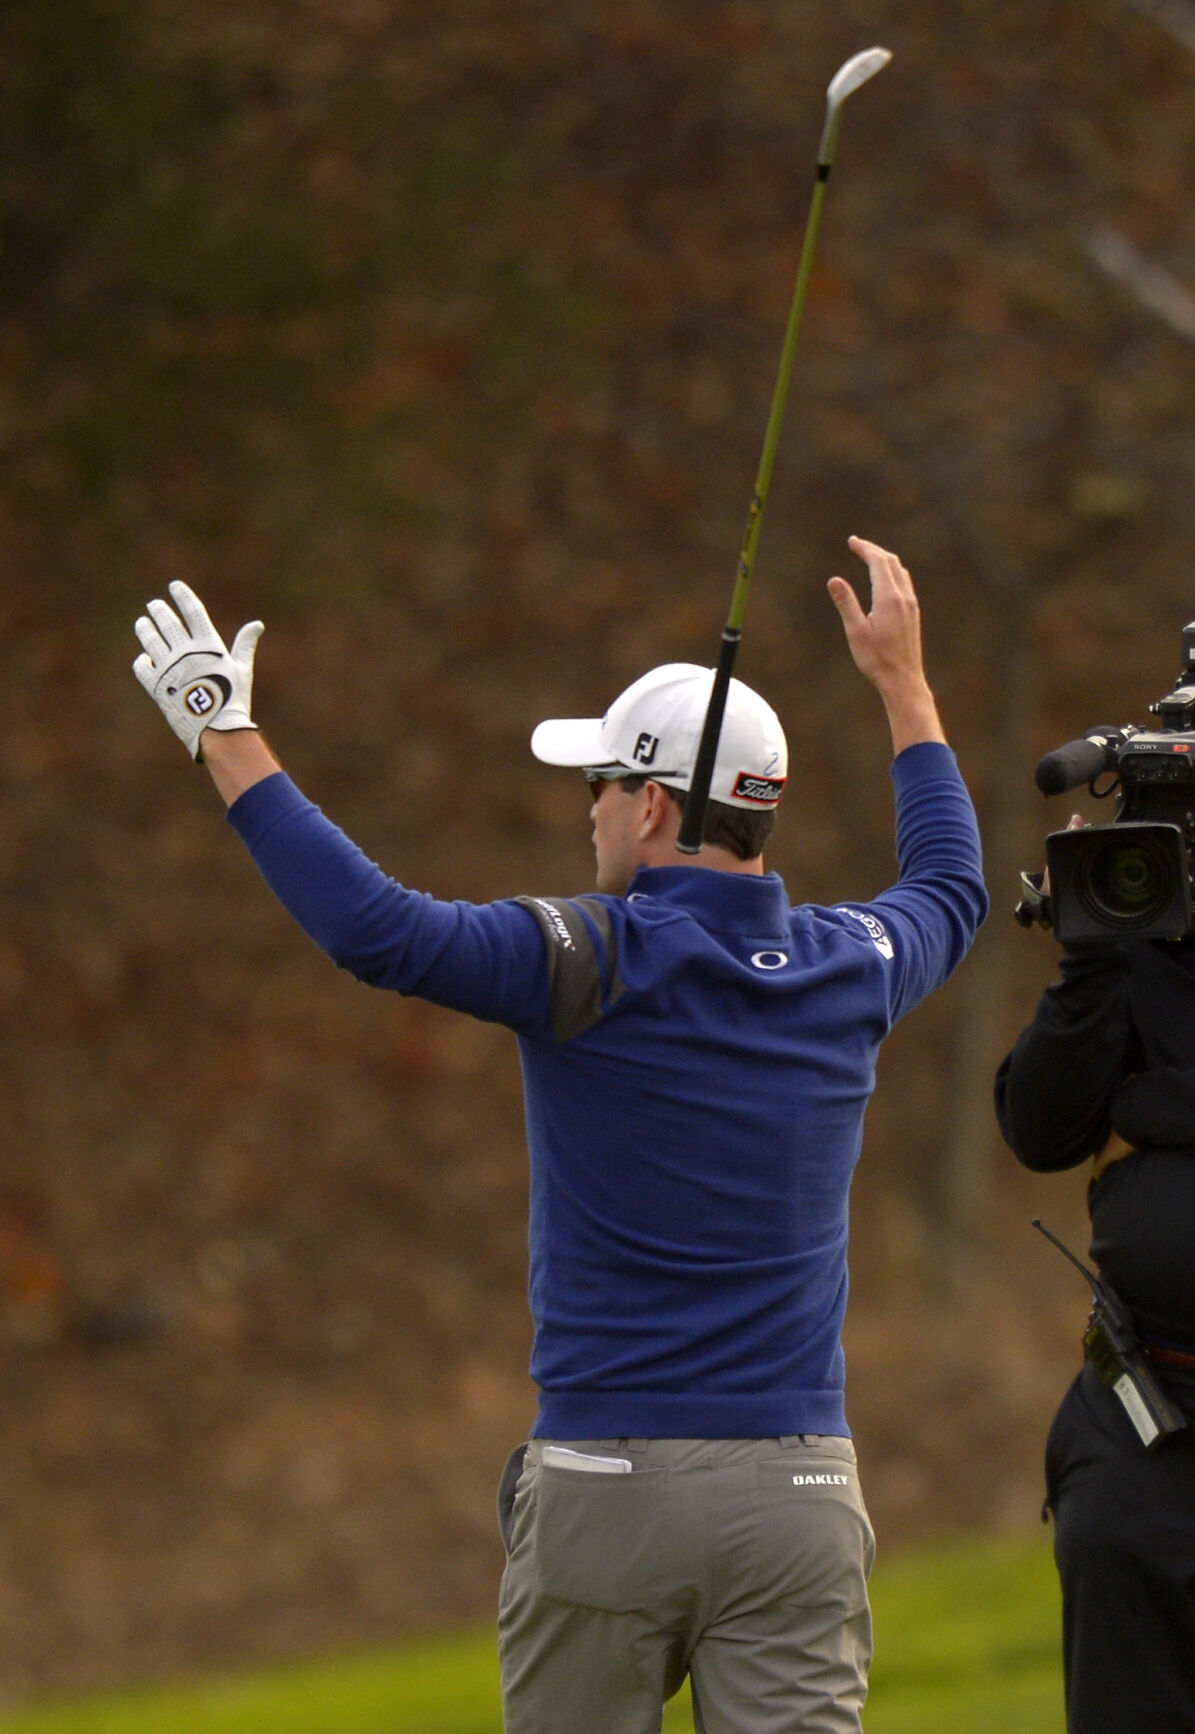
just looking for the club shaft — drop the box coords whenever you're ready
[732,167,830,633]
[675,167,830,854]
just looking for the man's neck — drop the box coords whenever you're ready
[640,838,764,876]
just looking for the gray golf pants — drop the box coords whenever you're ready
[497,1435,874,1734]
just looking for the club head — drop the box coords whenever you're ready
[818,47,891,165]
[827,47,892,110]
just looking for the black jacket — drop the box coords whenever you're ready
[995,939,1195,1347]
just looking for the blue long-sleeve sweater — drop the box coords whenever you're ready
[229,741,986,1438]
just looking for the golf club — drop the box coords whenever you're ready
[676,46,892,854]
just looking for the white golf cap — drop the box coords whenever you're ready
[530,662,788,809]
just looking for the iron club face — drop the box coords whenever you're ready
[827,46,892,108]
[819,47,892,166]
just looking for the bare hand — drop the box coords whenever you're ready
[827,537,923,685]
[827,537,945,753]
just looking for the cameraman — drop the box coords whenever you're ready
[995,817,1195,1734]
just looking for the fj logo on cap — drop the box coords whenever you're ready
[632,732,659,765]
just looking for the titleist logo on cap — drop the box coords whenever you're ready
[732,772,787,805]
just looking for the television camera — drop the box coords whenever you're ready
[1017,618,1195,944]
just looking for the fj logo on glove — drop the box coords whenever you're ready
[185,683,219,717]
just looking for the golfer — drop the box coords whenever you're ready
[133,536,986,1734]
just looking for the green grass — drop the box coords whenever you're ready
[0,1533,1063,1733]
[863,1534,1064,1733]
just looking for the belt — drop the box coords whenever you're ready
[1144,1341,1195,1374]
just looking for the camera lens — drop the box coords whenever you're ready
[1077,833,1175,929]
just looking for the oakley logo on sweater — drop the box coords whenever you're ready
[792,1473,850,1486]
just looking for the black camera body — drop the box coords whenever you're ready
[1024,620,1195,944]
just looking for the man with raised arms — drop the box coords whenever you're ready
[133,536,985,1734]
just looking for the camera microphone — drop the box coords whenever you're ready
[1034,729,1124,797]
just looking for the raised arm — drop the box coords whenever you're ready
[131,582,555,1033]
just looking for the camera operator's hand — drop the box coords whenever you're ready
[1041,813,1088,898]
[1092,1127,1136,1180]
[827,537,946,755]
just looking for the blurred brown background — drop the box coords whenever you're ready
[2,0,1195,1705]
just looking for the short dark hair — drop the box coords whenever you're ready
[616,776,775,862]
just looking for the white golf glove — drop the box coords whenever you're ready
[133,581,264,760]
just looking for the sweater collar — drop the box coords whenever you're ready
[625,864,791,936]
